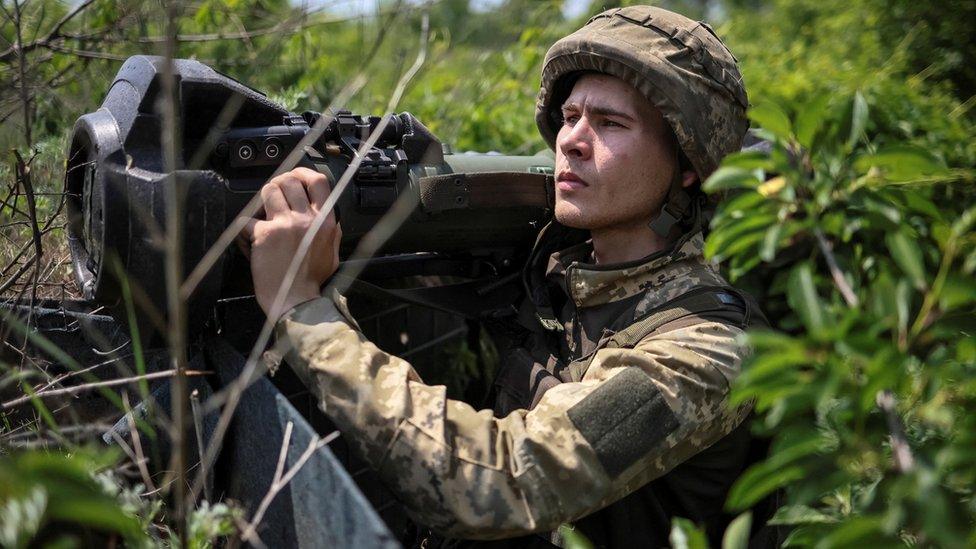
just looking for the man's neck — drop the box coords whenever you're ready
[590,222,674,265]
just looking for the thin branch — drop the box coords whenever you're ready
[0,252,36,294]
[240,421,340,544]
[188,3,425,505]
[13,0,32,148]
[125,392,159,493]
[814,228,859,307]
[36,354,129,393]
[1,369,211,409]
[876,390,915,473]
[190,389,211,502]
[42,42,128,61]
[158,1,189,543]
[12,151,42,339]
[0,0,96,62]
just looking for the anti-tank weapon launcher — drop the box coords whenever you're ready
[65,56,554,336]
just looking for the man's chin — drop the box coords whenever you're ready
[554,207,595,230]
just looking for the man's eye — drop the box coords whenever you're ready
[603,119,625,128]
[563,114,579,125]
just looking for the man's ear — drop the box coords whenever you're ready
[680,169,698,189]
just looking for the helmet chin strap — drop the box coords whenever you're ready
[648,147,693,238]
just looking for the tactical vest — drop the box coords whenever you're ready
[484,276,780,548]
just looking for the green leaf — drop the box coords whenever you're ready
[939,274,976,311]
[787,263,827,335]
[768,505,836,526]
[670,517,710,549]
[855,145,948,181]
[759,222,784,262]
[705,212,778,260]
[727,431,825,510]
[721,150,773,171]
[703,167,762,193]
[951,205,976,238]
[558,524,594,549]
[721,512,752,549]
[748,102,793,141]
[885,228,927,290]
[900,189,942,220]
[846,91,868,148]
[0,487,47,548]
[813,517,888,549]
[47,499,145,541]
[727,464,806,512]
[794,94,830,150]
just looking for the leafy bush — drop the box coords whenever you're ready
[705,91,975,547]
[3,0,975,545]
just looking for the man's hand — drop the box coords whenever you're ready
[240,167,341,319]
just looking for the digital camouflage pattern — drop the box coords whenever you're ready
[535,5,749,180]
[273,231,752,540]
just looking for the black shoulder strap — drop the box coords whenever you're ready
[608,287,749,348]
[567,286,763,382]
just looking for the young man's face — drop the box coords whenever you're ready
[554,73,682,232]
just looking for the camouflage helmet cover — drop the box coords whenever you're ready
[536,5,749,180]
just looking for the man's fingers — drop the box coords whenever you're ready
[278,177,310,213]
[260,183,289,217]
[236,218,259,260]
[239,217,258,242]
[297,168,331,210]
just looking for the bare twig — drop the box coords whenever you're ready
[0,0,97,62]
[0,253,37,294]
[35,354,129,393]
[876,390,915,473]
[42,43,127,61]
[13,0,33,147]
[187,6,428,505]
[814,228,859,307]
[125,392,158,493]
[1,369,211,409]
[12,151,43,306]
[157,1,190,542]
[190,389,211,502]
[239,421,340,544]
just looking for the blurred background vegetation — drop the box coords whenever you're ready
[0,0,973,546]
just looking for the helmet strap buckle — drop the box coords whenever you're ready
[649,190,691,237]
[649,146,694,238]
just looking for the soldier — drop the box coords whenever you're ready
[242,5,773,547]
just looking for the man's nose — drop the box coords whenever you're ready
[556,117,593,160]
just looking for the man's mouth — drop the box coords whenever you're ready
[556,171,588,191]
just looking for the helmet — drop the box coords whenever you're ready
[535,6,749,234]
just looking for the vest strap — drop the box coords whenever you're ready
[566,286,761,382]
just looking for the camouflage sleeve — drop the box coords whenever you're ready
[274,295,751,540]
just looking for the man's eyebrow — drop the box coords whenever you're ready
[560,102,637,121]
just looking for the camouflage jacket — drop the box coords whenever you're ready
[274,225,755,543]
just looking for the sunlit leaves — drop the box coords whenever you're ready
[794,94,831,150]
[706,18,975,543]
[855,145,948,182]
[846,91,868,149]
[721,512,752,549]
[885,228,928,291]
[0,450,148,547]
[702,166,762,193]
[669,518,709,549]
[787,263,828,336]
[748,101,792,142]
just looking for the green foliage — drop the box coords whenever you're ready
[186,501,243,549]
[670,517,710,549]
[706,45,976,545]
[4,0,976,544]
[559,523,596,549]
[0,448,150,547]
